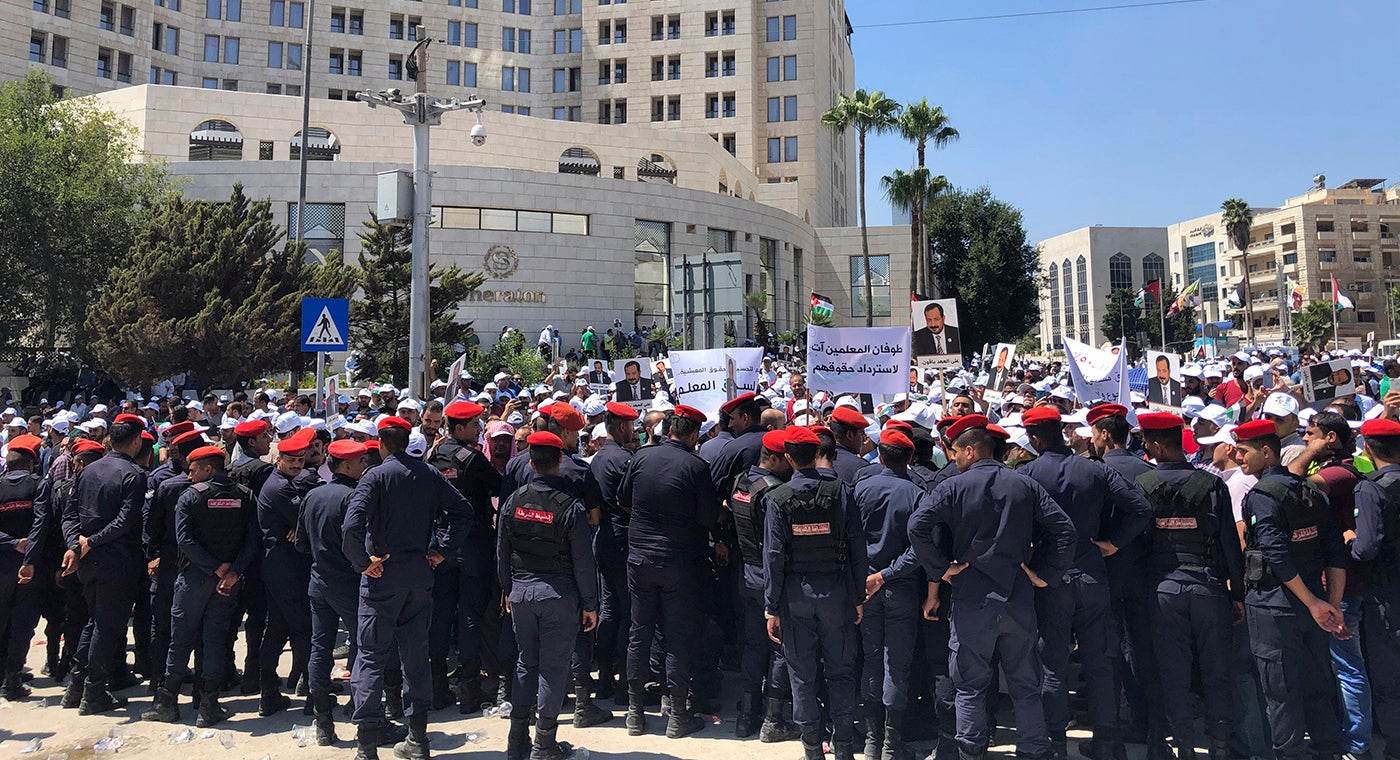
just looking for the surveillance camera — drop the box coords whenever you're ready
[470,122,487,146]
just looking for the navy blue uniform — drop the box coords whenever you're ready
[853,467,921,711]
[62,450,147,689]
[762,468,866,742]
[1242,466,1346,760]
[1350,463,1400,750]
[344,451,472,728]
[1017,445,1151,742]
[0,470,42,680]
[297,473,361,698]
[143,468,188,685]
[909,458,1077,756]
[257,469,314,689]
[24,476,85,680]
[710,426,766,495]
[616,438,720,694]
[496,479,598,721]
[589,439,634,679]
[732,465,791,699]
[697,431,733,465]
[832,446,873,484]
[228,453,273,685]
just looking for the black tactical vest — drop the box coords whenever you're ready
[187,480,255,566]
[1137,470,1220,573]
[1245,477,1328,588]
[1365,470,1400,585]
[507,484,574,576]
[770,479,846,575]
[229,457,273,495]
[428,439,491,533]
[730,471,783,567]
[0,473,41,552]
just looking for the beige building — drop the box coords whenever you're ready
[1035,226,1170,351]
[8,0,857,227]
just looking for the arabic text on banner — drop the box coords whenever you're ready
[667,347,765,415]
[806,326,911,395]
[1063,337,1132,420]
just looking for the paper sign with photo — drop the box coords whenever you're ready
[1304,358,1357,404]
[611,357,657,408]
[581,358,613,395]
[1145,351,1184,411]
[667,347,765,415]
[983,343,1017,404]
[911,298,962,370]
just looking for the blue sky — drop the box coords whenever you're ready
[845,0,1399,242]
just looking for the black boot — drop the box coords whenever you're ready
[881,708,913,760]
[354,725,384,760]
[259,673,290,716]
[864,706,885,760]
[239,665,260,695]
[392,713,430,759]
[1,673,32,701]
[380,722,410,747]
[801,732,826,760]
[384,684,405,721]
[1146,738,1175,760]
[736,688,762,738]
[595,661,616,701]
[196,687,229,728]
[141,684,181,722]
[625,680,647,736]
[958,746,987,760]
[456,672,489,714]
[313,693,338,746]
[665,685,705,739]
[1081,732,1128,760]
[1048,734,1068,760]
[430,661,454,711]
[834,739,857,760]
[508,716,532,760]
[573,677,614,728]
[78,678,128,715]
[61,670,86,708]
[1173,739,1201,760]
[1206,739,1230,760]
[529,716,570,760]
[759,694,801,742]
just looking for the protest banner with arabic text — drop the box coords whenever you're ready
[667,347,764,415]
[806,326,910,395]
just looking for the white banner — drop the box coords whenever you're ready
[667,347,765,416]
[1063,337,1131,416]
[806,326,911,395]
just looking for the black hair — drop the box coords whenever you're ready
[170,406,189,423]
[425,399,444,414]
[624,360,641,372]
[669,413,700,439]
[952,427,994,457]
[877,442,912,469]
[784,441,818,468]
[814,429,837,461]
[5,449,33,470]
[1368,434,1400,461]
[1092,415,1132,446]
[529,444,562,472]
[1155,355,1170,367]
[828,419,860,442]
[734,398,761,420]
[73,449,103,466]
[1327,398,1362,421]
[380,426,410,453]
[109,420,141,447]
[924,302,944,317]
[1141,427,1183,450]
[1310,410,1354,454]
[1239,434,1282,458]
[1025,421,1063,445]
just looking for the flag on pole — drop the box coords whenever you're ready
[1333,275,1354,311]
[810,292,834,320]
[1168,280,1200,317]
[1134,279,1161,308]
[1225,279,1246,309]
[1285,278,1304,312]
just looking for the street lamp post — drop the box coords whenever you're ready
[359,35,486,400]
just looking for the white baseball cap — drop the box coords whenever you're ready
[1262,392,1300,418]
[407,432,428,458]
[274,411,304,434]
[1197,425,1237,446]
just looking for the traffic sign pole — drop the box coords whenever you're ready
[315,352,325,414]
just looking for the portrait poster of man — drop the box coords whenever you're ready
[586,359,612,394]
[1145,351,1184,410]
[650,357,673,395]
[984,343,1017,404]
[612,357,656,405]
[1304,358,1357,404]
[911,298,962,370]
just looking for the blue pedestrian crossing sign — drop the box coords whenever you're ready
[301,298,349,352]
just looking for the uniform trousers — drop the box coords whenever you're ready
[780,589,857,739]
[860,578,918,710]
[949,591,1048,755]
[165,567,238,689]
[626,560,698,690]
[512,595,580,721]
[740,582,789,694]
[351,583,433,727]
[1035,573,1116,738]
[1147,581,1233,743]
[1245,601,1342,760]
[308,575,359,697]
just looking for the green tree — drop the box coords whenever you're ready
[743,291,771,349]
[469,329,548,387]
[1099,288,1152,358]
[924,187,1040,354]
[1,71,166,350]
[85,185,356,389]
[348,220,485,385]
[822,89,901,326]
[1222,198,1254,343]
[895,100,958,295]
[1146,283,1199,353]
[1014,331,1041,357]
[881,167,950,299]
[1291,300,1335,352]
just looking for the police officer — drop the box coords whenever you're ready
[588,401,639,706]
[729,429,800,742]
[828,406,876,483]
[1233,419,1347,760]
[1018,405,1151,760]
[1350,417,1400,760]
[855,429,924,760]
[61,412,149,714]
[343,416,471,760]
[497,431,599,760]
[425,399,501,712]
[763,425,867,760]
[142,445,259,727]
[142,427,204,691]
[229,418,275,695]
[908,414,1077,760]
[299,439,371,745]
[710,392,766,493]
[256,426,316,716]
[0,434,45,700]
[616,404,720,738]
[1132,413,1244,760]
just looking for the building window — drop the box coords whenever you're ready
[349,11,362,34]
[50,35,67,67]
[204,34,220,61]
[348,51,361,76]
[783,136,797,161]
[1320,248,1337,262]
[783,95,796,120]
[259,140,274,159]
[1076,255,1088,341]
[767,137,780,163]
[290,126,340,161]
[389,54,403,79]
[120,6,135,35]
[225,37,239,63]
[721,133,735,155]
[722,52,735,76]
[189,118,243,160]
[330,9,345,32]
[96,47,113,78]
[782,54,796,80]
[29,33,45,63]
[432,206,589,235]
[1108,252,1132,292]
[1049,263,1061,347]
[1142,252,1163,286]
[1062,261,1074,335]
[766,56,779,82]
[1184,243,1216,302]
[766,97,779,123]
[100,3,115,30]
[782,14,796,39]
[766,16,778,41]
[635,219,670,328]
[850,255,890,318]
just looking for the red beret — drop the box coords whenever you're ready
[720,392,756,415]
[785,426,820,446]
[278,428,314,456]
[810,425,833,439]
[363,440,381,452]
[187,445,226,464]
[830,406,867,428]
[445,400,484,420]
[162,421,196,440]
[172,429,205,449]
[7,434,41,456]
[1085,404,1129,426]
[605,401,640,420]
[549,403,587,431]
[1182,428,1199,457]
[761,430,787,453]
[946,414,990,442]
[1360,418,1400,438]
[1232,419,1278,443]
[114,413,145,427]
[986,424,1010,442]
[935,416,960,433]
[377,416,412,432]
[884,419,914,434]
[673,405,706,423]
[234,419,270,438]
[327,439,368,459]
[141,431,155,443]
[879,429,914,450]
[1137,412,1184,431]
[72,439,105,455]
[1021,407,1062,426]
[526,431,563,449]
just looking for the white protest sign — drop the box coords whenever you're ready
[667,347,765,415]
[1063,337,1131,415]
[806,326,911,395]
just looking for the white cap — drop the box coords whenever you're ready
[51,418,71,434]
[582,397,606,417]
[91,404,109,414]
[1197,425,1237,446]
[348,420,379,438]
[274,411,304,434]
[1262,392,1300,418]
[1050,385,1075,401]
[396,398,422,413]
[1180,365,1203,379]
[144,402,160,411]
[474,391,493,403]
[1129,391,1146,404]
[407,432,428,458]
[494,372,511,382]
[308,419,327,431]
[218,417,238,431]
[378,385,399,395]
[591,422,608,440]
[1062,409,1089,425]
[1180,396,1206,419]
[1242,365,1266,383]
[506,411,525,426]
[429,379,447,389]
[1003,426,1036,455]
[1297,407,1318,427]
[834,395,860,410]
[1203,365,1224,379]
[1231,351,1251,362]
[79,420,104,432]
[326,415,347,432]
[1196,404,1232,426]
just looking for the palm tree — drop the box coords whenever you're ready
[882,167,950,299]
[823,89,902,326]
[897,100,958,296]
[1221,198,1254,344]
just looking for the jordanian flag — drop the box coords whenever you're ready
[810,292,834,319]
[1134,279,1160,307]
